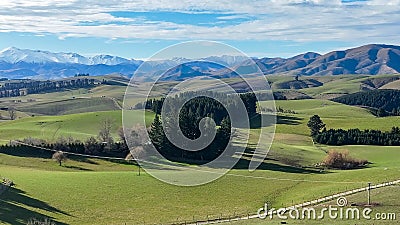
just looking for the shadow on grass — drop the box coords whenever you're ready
[277,115,302,125]
[63,165,92,171]
[0,146,53,159]
[233,157,324,174]
[68,155,99,165]
[0,147,99,164]
[0,188,70,225]
[248,113,302,129]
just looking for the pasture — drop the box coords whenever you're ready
[0,75,399,224]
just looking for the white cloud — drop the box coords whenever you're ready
[0,0,398,44]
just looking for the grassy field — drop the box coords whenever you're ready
[0,143,399,225]
[381,79,400,90]
[265,99,400,136]
[16,97,120,116]
[0,75,399,225]
[227,185,400,224]
[0,110,155,144]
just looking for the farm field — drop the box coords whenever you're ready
[227,184,400,225]
[0,75,399,225]
[0,143,399,225]
[0,110,155,144]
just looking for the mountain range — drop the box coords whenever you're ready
[0,44,399,80]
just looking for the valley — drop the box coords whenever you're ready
[0,73,399,224]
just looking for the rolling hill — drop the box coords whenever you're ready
[1,44,400,80]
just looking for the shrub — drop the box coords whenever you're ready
[322,150,368,170]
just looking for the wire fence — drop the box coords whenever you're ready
[9,141,368,184]
[1,140,399,225]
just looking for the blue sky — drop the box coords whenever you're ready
[0,0,399,59]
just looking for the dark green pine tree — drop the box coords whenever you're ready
[377,107,386,117]
[307,115,326,138]
[149,114,165,150]
[216,117,231,152]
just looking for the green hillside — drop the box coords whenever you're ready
[0,110,154,144]
[17,97,120,116]
[0,75,399,225]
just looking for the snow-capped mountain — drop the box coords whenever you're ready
[89,55,132,65]
[0,47,135,65]
[0,44,399,80]
[202,55,250,66]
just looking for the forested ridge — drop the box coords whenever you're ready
[332,89,400,116]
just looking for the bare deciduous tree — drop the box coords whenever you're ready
[126,124,149,147]
[125,124,149,176]
[8,107,16,120]
[52,151,67,166]
[98,117,114,145]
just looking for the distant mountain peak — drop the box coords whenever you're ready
[0,44,400,80]
[0,47,135,65]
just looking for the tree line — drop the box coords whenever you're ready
[332,89,400,117]
[136,91,258,121]
[0,118,129,158]
[308,115,400,146]
[0,78,96,98]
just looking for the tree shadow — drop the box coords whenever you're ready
[63,165,92,171]
[247,113,302,129]
[0,146,99,166]
[233,156,325,174]
[277,115,302,125]
[68,156,99,165]
[0,146,53,159]
[0,187,70,225]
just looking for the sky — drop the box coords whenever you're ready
[0,0,399,59]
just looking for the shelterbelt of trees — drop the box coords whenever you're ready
[332,89,400,117]
[315,127,400,146]
[308,115,400,146]
[0,78,96,98]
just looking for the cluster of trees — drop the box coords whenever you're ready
[137,91,258,120]
[307,115,400,146]
[1,118,129,159]
[0,78,96,98]
[148,114,231,162]
[276,106,297,114]
[315,127,400,146]
[139,91,259,162]
[333,90,400,117]
[17,134,128,158]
